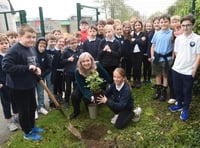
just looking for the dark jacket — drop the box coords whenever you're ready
[46,49,62,82]
[131,32,147,53]
[75,62,111,101]
[97,38,121,67]
[82,38,101,60]
[105,82,133,112]
[2,42,38,89]
[34,37,52,78]
[0,54,6,85]
[61,47,81,76]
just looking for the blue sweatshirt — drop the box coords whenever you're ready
[2,42,38,89]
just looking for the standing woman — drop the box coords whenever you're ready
[70,52,111,119]
[97,67,134,129]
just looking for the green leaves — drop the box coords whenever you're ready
[85,71,105,93]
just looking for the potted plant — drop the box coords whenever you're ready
[85,70,105,103]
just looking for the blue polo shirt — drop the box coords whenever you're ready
[151,28,173,62]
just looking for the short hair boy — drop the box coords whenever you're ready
[151,14,173,101]
[79,19,89,43]
[2,24,43,141]
[6,31,18,46]
[169,14,200,121]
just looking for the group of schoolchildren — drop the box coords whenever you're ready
[0,13,199,141]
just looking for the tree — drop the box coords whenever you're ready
[94,0,140,21]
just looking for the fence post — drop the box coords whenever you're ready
[39,7,45,36]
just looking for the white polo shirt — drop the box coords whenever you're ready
[172,32,200,75]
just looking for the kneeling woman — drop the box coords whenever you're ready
[70,52,111,119]
[97,67,134,129]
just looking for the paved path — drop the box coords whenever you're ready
[0,103,12,145]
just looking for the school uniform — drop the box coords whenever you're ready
[105,82,134,129]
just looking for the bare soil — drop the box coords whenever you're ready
[81,124,116,148]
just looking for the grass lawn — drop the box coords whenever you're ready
[2,82,200,148]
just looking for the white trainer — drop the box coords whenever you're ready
[111,114,119,124]
[38,107,48,115]
[7,123,18,131]
[168,98,176,104]
[35,110,39,120]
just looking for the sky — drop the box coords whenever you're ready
[10,0,177,20]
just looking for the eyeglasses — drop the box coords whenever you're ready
[181,24,193,28]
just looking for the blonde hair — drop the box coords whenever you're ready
[77,52,97,77]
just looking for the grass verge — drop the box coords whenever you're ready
[2,83,200,147]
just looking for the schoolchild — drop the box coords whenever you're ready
[34,37,52,115]
[148,16,161,89]
[143,21,153,84]
[121,21,132,81]
[113,23,124,67]
[96,20,106,39]
[61,37,81,109]
[82,25,101,60]
[168,23,183,104]
[45,33,57,108]
[114,23,124,48]
[150,14,173,101]
[2,24,44,141]
[52,29,62,40]
[130,20,147,89]
[97,67,134,129]
[98,24,121,80]
[53,36,65,103]
[79,19,89,43]
[170,15,180,29]
[169,15,200,121]
[73,31,83,52]
[6,31,18,46]
[0,34,18,131]
[70,52,111,119]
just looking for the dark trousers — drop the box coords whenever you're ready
[0,86,17,119]
[172,70,194,110]
[104,66,118,82]
[131,52,143,82]
[125,59,132,81]
[54,71,64,95]
[110,107,133,129]
[64,74,75,103]
[71,87,91,114]
[12,88,37,134]
[168,68,175,98]
[142,55,152,81]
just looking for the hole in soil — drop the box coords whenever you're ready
[81,124,107,140]
[81,124,116,148]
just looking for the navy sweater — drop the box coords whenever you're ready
[105,82,133,112]
[61,47,81,76]
[2,42,38,89]
[82,38,101,60]
[131,32,147,53]
[0,54,6,85]
[97,38,121,67]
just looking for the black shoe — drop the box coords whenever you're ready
[49,103,56,109]
[135,83,141,89]
[70,112,80,119]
